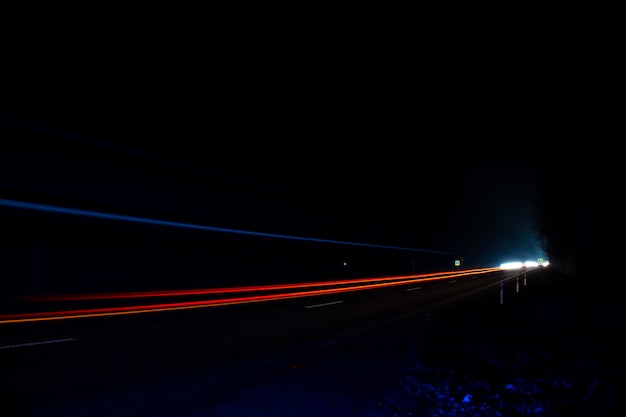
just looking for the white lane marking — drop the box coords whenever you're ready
[406,286,422,291]
[448,280,457,284]
[305,300,344,309]
[0,338,76,350]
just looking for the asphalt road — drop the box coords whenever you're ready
[0,268,528,416]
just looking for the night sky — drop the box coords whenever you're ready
[1,44,567,293]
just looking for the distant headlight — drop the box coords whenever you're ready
[500,261,524,269]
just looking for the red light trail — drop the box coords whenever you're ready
[0,267,501,324]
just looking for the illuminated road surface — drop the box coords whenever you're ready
[0,267,536,417]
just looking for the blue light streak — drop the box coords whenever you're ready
[0,198,451,254]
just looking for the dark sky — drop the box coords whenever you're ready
[1,94,545,267]
[1,40,570,292]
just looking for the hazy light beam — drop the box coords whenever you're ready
[0,198,451,254]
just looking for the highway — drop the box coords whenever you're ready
[0,266,534,416]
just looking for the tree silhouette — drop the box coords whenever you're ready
[532,112,623,300]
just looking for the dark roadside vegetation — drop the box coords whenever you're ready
[383,266,626,416]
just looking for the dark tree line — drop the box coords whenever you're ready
[532,110,623,299]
